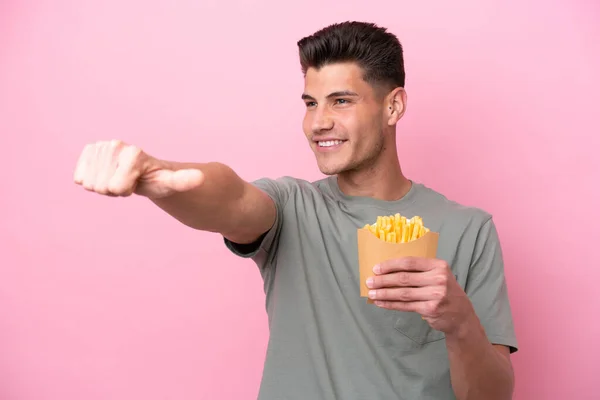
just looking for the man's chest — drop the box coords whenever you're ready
[273,198,473,296]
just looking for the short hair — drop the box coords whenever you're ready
[297,21,406,91]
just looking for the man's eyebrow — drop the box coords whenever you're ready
[301,91,359,100]
[326,90,359,98]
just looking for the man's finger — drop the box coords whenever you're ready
[82,144,102,191]
[373,300,430,314]
[74,144,94,184]
[108,145,142,196]
[95,142,118,194]
[376,257,444,274]
[368,286,441,302]
[167,169,205,193]
[367,269,440,289]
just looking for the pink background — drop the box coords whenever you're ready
[1,0,598,399]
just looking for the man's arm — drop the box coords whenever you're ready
[368,259,515,400]
[445,311,515,400]
[367,216,518,400]
[74,140,276,244]
[445,216,517,400]
[151,160,277,244]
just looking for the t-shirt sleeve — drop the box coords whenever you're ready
[223,177,293,268]
[465,217,519,353]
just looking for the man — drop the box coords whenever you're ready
[74,21,518,400]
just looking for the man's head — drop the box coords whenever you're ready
[298,21,406,176]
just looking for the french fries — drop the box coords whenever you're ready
[361,213,430,243]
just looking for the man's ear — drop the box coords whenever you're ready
[387,87,407,125]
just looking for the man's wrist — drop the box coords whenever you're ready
[445,308,486,344]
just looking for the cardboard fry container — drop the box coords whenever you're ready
[357,228,440,304]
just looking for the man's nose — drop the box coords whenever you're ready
[312,108,334,133]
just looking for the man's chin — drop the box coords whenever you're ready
[316,162,346,176]
[319,169,337,176]
[314,153,356,175]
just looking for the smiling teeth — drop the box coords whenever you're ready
[318,140,343,147]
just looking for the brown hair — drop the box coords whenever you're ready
[297,21,406,91]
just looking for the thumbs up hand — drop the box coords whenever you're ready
[74,140,205,199]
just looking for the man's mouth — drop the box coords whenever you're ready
[317,140,346,148]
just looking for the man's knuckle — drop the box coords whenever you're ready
[381,276,394,288]
[107,178,128,193]
[436,274,448,286]
[128,145,143,158]
[95,185,109,194]
[398,272,411,286]
[399,289,411,301]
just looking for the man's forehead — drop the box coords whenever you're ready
[303,62,369,96]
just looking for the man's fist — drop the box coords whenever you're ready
[73,140,205,199]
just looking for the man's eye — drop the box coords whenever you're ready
[335,99,349,105]
[305,102,317,107]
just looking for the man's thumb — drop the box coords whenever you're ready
[163,169,205,193]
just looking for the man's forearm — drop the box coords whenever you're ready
[150,160,247,233]
[446,314,514,400]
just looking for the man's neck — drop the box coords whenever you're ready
[336,159,412,202]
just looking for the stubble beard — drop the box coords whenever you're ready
[318,134,386,177]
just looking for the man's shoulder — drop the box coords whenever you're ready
[253,175,332,195]
[414,182,493,227]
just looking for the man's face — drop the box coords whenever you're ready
[302,62,388,176]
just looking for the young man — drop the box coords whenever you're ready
[74,21,518,400]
